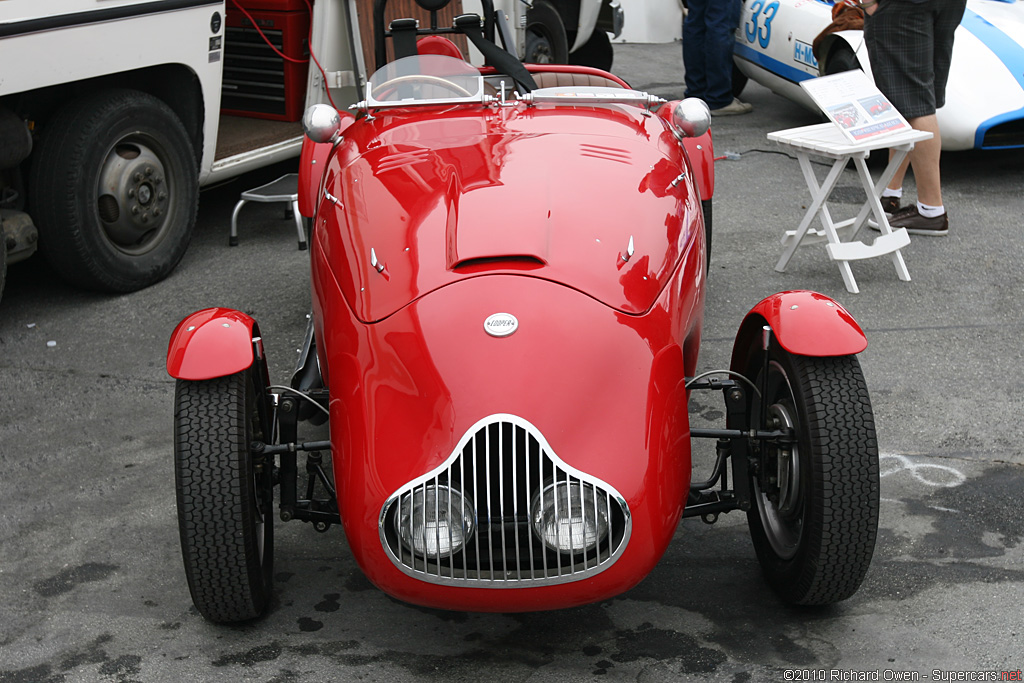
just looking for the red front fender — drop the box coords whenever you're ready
[298,136,334,219]
[655,101,715,201]
[166,308,263,381]
[730,290,867,369]
[680,131,714,201]
[298,112,354,218]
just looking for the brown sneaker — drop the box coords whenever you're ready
[880,195,901,215]
[888,205,948,235]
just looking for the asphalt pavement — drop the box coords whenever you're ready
[1,41,1022,682]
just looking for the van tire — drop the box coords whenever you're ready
[29,88,197,292]
[524,1,569,64]
[569,28,613,71]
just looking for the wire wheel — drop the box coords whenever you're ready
[744,342,880,605]
[174,369,275,622]
[753,397,803,559]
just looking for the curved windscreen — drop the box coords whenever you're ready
[366,55,486,107]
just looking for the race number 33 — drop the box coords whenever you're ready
[745,0,780,49]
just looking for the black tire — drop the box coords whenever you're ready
[29,88,197,292]
[822,44,859,76]
[174,369,275,623]
[568,27,613,71]
[0,241,7,303]
[742,345,879,605]
[701,198,712,271]
[732,63,748,98]
[524,0,569,64]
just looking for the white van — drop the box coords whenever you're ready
[0,0,621,297]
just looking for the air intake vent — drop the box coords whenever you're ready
[981,118,1024,149]
[379,414,631,587]
[579,143,632,164]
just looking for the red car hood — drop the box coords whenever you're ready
[316,103,701,322]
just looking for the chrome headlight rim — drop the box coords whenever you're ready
[530,478,610,556]
[378,413,633,588]
[393,483,477,560]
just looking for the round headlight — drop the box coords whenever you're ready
[395,485,475,559]
[531,480,608,555]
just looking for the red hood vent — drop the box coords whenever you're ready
[322,111,699,323]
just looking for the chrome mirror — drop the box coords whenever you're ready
[302,104,341,144]
[671,98,711,139]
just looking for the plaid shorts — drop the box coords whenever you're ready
[864,0,967,118]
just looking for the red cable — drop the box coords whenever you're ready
[227,0,340,111]
[228,0,309,63]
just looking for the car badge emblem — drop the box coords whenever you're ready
[484,312,518,338]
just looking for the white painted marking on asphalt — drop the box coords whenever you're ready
[879,453,966,488]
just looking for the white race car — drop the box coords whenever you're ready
[733,0,1024,150]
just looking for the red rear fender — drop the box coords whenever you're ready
[167,308,266,382]
[730,290,867,368]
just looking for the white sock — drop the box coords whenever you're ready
[882,188,903,199]
[917,202,944,218]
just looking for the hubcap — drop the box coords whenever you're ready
[530,42,554,64]
[526,25,555,64]
[96,140,172,255]
[754,361,803,560]
[768,403,800,515]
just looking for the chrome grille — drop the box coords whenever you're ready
[379,414,631,587]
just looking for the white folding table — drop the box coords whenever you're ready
[767,122,933,294]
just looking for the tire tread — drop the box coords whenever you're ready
[174,373,269,622]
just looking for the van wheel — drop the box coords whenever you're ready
[0,239,6,302]
[569,28,613,71]
[30,88,197,292]
[524,0,569,64]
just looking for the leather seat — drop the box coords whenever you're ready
[530,71,626,90]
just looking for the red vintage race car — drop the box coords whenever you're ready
[166,0,879,621]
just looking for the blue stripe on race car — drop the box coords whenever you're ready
[961,9,1024,148]
[734,42,816,84]
[961,9,1024,91]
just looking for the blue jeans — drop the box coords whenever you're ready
[683,0,742,109]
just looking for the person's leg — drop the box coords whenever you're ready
[701,0,742,109]
[906,113,943,207]
[866,1,937,201]
[932,0,967,111]
[901,0,964,207]
[889,112,947,233]
[884,151,911,194]
[683,0,709,100]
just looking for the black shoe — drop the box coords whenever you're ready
[888,206,948,235]
[880,196,901,215]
